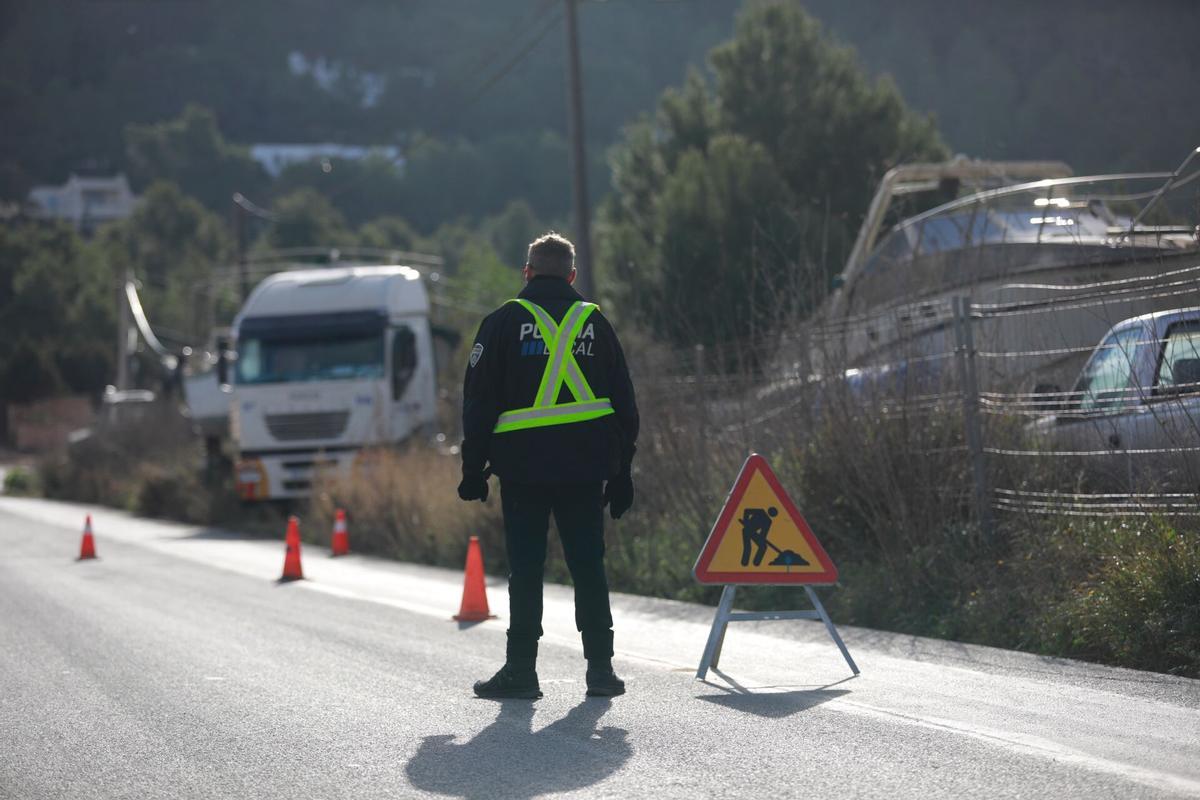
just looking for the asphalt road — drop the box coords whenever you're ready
[1,496,1198,799]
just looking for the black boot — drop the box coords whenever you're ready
[585,659,625,697]
[474,662,542,699]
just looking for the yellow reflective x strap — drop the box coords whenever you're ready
[495,299,615,434]
[513,299,597,406]
[493,399,615,433]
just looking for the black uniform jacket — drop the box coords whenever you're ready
[461,275,639,485]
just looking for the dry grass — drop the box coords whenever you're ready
[307,446,507,571]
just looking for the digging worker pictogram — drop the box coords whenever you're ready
[738,506,811,569]
[740,507,778,567]
[457,232,639,700]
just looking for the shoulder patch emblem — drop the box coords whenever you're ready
[470,343,484,368]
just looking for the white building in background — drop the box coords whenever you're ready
[249,143,405,178]
[27,173,139,233]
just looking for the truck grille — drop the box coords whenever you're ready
[265,411,350,441]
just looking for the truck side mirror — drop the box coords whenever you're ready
[215,337,234,388]
[392,327,417,400]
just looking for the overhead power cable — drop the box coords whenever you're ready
[443,0,560,99]
[461,7,563,108]
[325,2,562,204]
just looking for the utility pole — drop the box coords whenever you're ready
[232,192,250,302]
[563,0,594,299]
[115,268,131,391]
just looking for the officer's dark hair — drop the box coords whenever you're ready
[526,232,575,278]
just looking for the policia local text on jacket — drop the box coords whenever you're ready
[459,267,639,698]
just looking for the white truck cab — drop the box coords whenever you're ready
[229,265,437,500]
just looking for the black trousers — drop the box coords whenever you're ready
[500,479,614,662]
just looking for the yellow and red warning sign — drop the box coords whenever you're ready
[693,454,837,585]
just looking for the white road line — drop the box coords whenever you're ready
[830,700,1200,797]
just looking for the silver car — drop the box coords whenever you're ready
[1030,306,1200,489]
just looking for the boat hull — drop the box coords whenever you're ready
[812,249,1200,391]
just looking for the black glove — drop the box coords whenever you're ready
[458,470,490,502]
[603,473,634,520]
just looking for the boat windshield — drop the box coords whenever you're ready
[862,172,1199,276]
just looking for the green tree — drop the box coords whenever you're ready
[394,133,577,234]
[358,215,422,252]
[95,181,233,342]
[600,1,947,347]
[125,105,267,211]
[419,221,523,307]
[709,3,945,218]
[393,136,487,233]
[260,188,354,252]
[274,155,406,228]
[483,199,543,268]
[0,221,115,403]
[656,135,798,348]
[453,239,521,312]
[2,339,65,404]
[432,233,525,370]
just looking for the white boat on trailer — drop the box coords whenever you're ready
[810,146,1200,391]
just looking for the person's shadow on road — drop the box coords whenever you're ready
[405,698,630,799]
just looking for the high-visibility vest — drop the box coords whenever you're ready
[493,299,616,434]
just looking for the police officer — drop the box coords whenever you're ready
[458,232,638,699]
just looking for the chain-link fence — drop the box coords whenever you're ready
[629,257,1200,555]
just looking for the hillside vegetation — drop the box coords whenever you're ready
[3,0,1196,210]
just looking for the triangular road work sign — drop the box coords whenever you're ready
[694,453,837,585]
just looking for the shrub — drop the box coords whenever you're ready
[38,403,242,526]
[134,460,211,524]
[1033,518,1200,677]
[3,466,38,496]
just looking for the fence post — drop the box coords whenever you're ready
[953,296,994,542]
[695,344,708,496]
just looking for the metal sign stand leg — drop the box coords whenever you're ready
[696,585,736,680]
[805,586,859,675]
[696,585,860,680]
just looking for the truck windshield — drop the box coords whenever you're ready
[236,333,385,384]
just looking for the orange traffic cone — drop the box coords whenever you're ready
[330,508,349,556]
[280,516,304,582]
[453,536,495,622]
[78,515,97,560]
